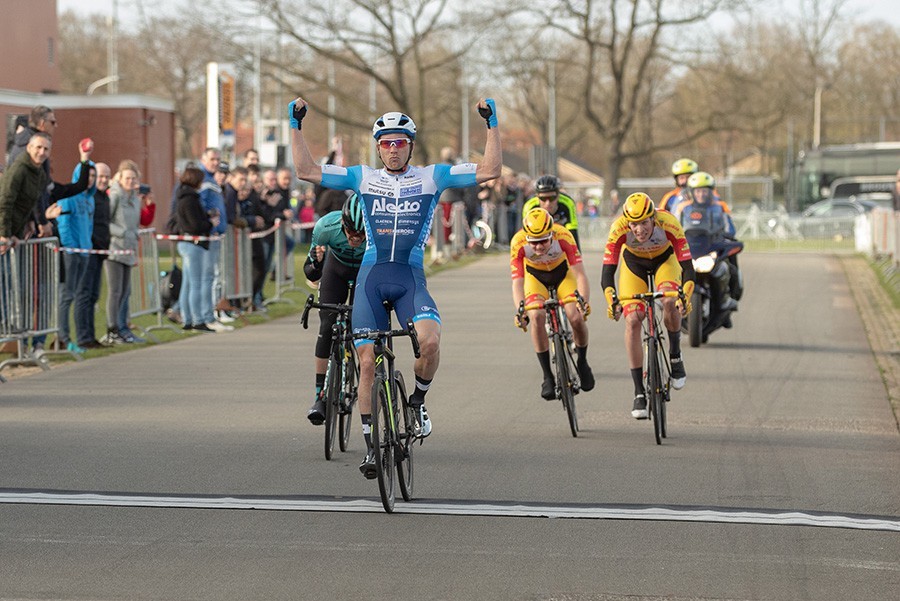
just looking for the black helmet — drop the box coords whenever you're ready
[341,193,364,232]
[534,175,561,194]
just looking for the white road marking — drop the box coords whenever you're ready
[1,490,899,532]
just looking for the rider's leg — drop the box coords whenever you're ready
[564,301,595,391]
[624,307,648,418]
[529,309,556,399]
[355,342,377,476]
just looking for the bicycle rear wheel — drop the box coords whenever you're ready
[371,374,395,513]
[394,371,414,501]
[646,336,664,445]
[553,335,578,437]
[323,354,340,460]
[338,347,358,452]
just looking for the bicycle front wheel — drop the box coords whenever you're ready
[646,336,664,445]
[553,335,579,437]
[339,347,358,452]
[371,374,396,513]
[323,354,341,461]
[394,371,414,502]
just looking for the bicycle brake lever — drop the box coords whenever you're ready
[301,294,314,329]
[406,319,421,358]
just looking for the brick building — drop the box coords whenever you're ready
[0,0,176,232]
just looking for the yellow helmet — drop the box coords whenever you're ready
[671,158,698,177]
[687,171,715,189]
[623,192,656,222]
[523,207,554,240]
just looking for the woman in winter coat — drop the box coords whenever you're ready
[104,160,143,344]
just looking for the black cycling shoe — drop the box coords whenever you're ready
[541,376,556,400]
[631,394,649,419]
[306,397,326,426]
[359,450,377,479]
[578,362,595,392]
[670,356,686,390]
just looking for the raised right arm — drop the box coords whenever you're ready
[288,98,322,185]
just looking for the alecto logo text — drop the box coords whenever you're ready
[372,198,421,214]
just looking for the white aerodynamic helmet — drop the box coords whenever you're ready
[372,112,417,140]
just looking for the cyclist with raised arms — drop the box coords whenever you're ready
[289,96,502,478]
[511,207,594,399]
[521,175,581,249]
[601,193,695,419]
[303,193,367,425]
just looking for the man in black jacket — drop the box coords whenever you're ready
[77,162,111,349]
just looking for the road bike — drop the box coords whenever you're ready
[519,287,586,437]
[353,319,420,513]
[301,287,359,460]
[620,273,682,445]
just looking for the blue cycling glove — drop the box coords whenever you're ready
[478,98,498,129]
[288,100,307,130]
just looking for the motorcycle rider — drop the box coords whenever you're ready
[659,158,698,213]
[673,171,742,318]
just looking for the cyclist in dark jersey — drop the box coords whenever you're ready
[289,95,503,478]
[304,194,366,425]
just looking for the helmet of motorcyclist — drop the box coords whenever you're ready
[672,158,699,177]
[522,207,554,241]
[622,192,656,222]
[372,112,417,140]
[534,175,561,195]
[341,193,365,233]
[687,171,715,189]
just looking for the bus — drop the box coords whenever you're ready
[786,142,900,212]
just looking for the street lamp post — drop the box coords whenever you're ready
[813,85,824,149]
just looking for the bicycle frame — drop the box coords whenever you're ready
[524,287,585,437]
[620,273,680,444]
[301,284,359,459]
[353,321,420,513]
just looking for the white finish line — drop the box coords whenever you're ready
[2,491,899,532]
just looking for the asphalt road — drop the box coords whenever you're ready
[1,251,898,601]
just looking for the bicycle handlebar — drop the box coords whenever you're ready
[619,290,681,302]
[351,320,421,359]
[301,293,353,329]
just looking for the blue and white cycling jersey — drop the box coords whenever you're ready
[320,162,478,269]
[321,162,478,340]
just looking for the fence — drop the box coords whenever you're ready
[0,238,64,379]
[220,225,254,307]
[263,220,305,307]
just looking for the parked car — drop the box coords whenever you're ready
[801,197,878,217]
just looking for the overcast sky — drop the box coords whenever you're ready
[59,0,900,29]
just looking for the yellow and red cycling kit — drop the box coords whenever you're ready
[510,223,582,308]
[601,210,695,316]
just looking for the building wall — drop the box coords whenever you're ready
[2,94,176,233]
[0,0,61,93]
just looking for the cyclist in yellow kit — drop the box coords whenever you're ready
[601,193,695,419]
[511,207,594,400]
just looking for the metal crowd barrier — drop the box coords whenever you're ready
[220,225,253,307]
[127,228,174,341]
[264,220,301,307]
[0,237,67,379]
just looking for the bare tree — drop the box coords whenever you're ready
[529,0,736,195]
[210,0,499,162]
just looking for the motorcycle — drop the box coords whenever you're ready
[680,203,743,347]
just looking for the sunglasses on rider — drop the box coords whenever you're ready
[537,194,558,202]
[378,138,411,150]
[345,228,366,241]
[527,236,551,246]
